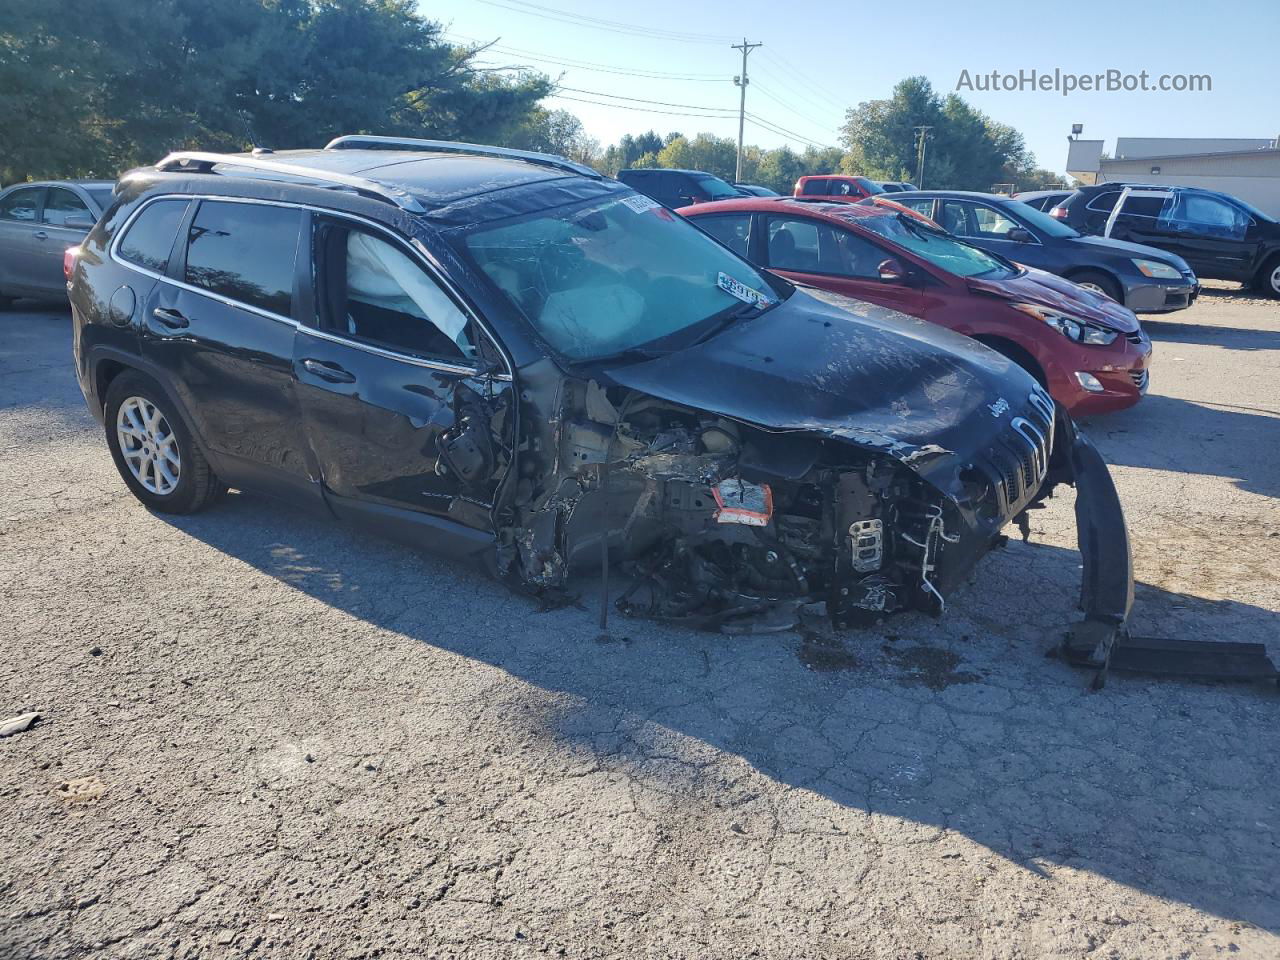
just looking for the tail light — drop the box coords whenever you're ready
[63,245,80,281]
[1048,206,1068,219]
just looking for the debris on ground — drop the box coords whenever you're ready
[0,712,41,738]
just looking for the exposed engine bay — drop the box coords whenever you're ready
[486,374,1087,635]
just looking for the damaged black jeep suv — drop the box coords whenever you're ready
[70,136,1133,643]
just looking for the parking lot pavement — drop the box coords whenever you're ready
[1,285,1278,960]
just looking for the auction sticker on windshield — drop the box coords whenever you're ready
[620,194,661,214]
[718,271,772,307]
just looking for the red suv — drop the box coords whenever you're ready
[794,175,884,202]
[682,196,1152,416]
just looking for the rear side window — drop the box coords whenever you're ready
[42,188,92,226]
[1085,191,1121,213]
[800,179,829,196]
[0,187,42,222]
[184,201,301,317]
[117,199,190,273]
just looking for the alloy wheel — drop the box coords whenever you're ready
[1270,264,1280,295]
[116,396,181,495]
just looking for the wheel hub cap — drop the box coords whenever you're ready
[117,396,181,495]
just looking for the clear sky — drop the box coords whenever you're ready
[436,0,1279,175]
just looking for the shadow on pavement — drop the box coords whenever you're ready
[160,490,1280,935]
[1143,317,1280,353]
[1083,393,1280,498]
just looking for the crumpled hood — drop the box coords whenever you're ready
[967,267,1140,332]
[602,287,1041,480]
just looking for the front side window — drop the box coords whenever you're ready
[969,203,1021,237]
[461,193,781,362]
[1158,192,1248,240]
[855,211,1016,279]
[693,176,740,200]
[184,201,302,317]
[0,187,42,222]
[42,188,92,226]
[315,219,474,363]
[695,213,752,257]
[118,199,190,274]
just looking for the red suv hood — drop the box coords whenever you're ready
[966,267,1139,333]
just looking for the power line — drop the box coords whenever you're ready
[546,93,744,120]
[746,114,831,150]
[756,52,849,113]
[476,43,729,81]
[470,0,732,44]
[556,86,737,113]
[750,83,839,138]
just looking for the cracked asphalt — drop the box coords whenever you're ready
[1,284,1278,959]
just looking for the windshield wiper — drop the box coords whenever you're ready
[897,211,942,241]
[686,300,767,348]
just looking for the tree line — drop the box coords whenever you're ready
[1,0,1061,195]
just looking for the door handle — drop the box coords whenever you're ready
[301,358,356,384]
[152,307,189,329]
[32,231,48,241]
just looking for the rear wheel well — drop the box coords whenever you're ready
[973,335,1048,388]
[95,359,129,412]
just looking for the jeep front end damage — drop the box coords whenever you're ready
[494,376,1134,643]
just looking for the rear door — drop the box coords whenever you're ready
[293,213,509,529]
[141,198,318,502]
[1148,191,1257,280]
[0,186,48,295]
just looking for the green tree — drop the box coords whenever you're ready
[0,0,552,183]
[839,76,1047,190]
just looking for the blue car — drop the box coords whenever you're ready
[879,190,1198,313]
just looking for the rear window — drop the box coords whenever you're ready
[184,201,302,317]
[117,199,190,274]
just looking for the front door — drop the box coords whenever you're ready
[1145,191,1257,281]
[762,213,925,316]
[294,214,511,530]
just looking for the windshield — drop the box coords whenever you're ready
[461,193,781,361]
[857,213,1017,279]
[1011,201,1080,238]
[695,175,741,200]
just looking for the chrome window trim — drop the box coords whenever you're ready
[107,193,515,381]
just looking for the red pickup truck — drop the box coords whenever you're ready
[794,175,885,202]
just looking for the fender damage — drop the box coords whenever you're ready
[487,289,1135,637]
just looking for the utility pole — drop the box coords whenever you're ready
[913,125,934,189]
[732,38,762,183]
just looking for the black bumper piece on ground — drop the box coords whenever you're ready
[1059,425,1279,690]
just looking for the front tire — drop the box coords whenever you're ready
[104,372,226,513]
[1070,270,1123,304]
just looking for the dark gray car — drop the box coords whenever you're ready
[0,180,114,306]
[883,190,1198,313]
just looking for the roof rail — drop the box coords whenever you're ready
[324,135,602,180]
[153,151,427,214]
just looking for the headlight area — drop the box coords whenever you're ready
[1131,258,1182,280]
[1010,302,1118,345]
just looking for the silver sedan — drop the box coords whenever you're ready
[0,180,115,307]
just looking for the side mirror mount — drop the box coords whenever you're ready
[1007,227,1034,243]
[877,257,908,284]
[64,215,96,231]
